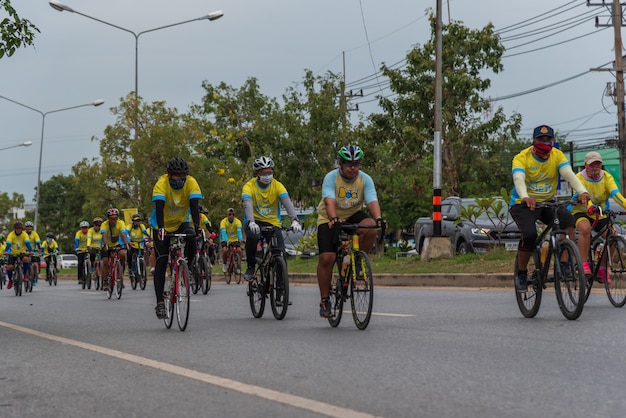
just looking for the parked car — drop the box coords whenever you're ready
[58,254,78,269]
[414,197,521,255]
[282,228,317,258]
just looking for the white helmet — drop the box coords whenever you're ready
[80,221,89,228]
[253,156,274,171]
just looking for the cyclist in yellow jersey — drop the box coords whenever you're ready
[199,205,217,264]
[219,207,243,273]
[127,213,150,281]
[4,221,33,290]
[75,220,90,284]
[151,158,202,319]
[570,151,626,281]
[24,221,42,286]
[87,217,103,278]
[241,156,302,281]
[316,145,385,318]
[0,234,6,255]
[42,232,59,272]
[100,208,131,291]
[510,125,590,293]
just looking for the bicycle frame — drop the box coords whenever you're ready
[163,233,191,331]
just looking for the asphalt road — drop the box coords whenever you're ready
[1,278,626,418]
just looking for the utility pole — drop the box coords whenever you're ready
[589,0,626,191]
[339,52,362,140]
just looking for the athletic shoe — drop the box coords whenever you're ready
[583,261,592,275]
[222,263,227,273]
[515,271,528,293]
[243,267,255,282]
[319,297,332,318]
[7,279,12,290]
[559,262,572,278]
[598,267,611,284]
[155,302,167,319]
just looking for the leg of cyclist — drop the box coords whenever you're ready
[101,248,110,291]
[153,230,170,319]
[510,204,544,292]
[77,251,86,284]
[119,248,127,288]
[575,214,593,275]
[316,222,337,318]
[180,222,197,265]
[221,242,228,273]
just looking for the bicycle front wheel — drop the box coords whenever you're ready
[234,253,242,284]
[328,258,345,328]
[270,256,289,320]
[604,235,626,307]
[15,267,23,296]
[115,260,123,300]
[249,273,265,318]
[349,251,374,330]
[554,239,585,320]
[514,250,543,318]
[200,255,210,295]
[138,257,147,290]
[82,261,89,290]
[176,261,190,331]
[191,257,200,295]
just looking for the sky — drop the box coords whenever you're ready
[0,0,620,203]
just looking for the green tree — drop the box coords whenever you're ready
[1,0,39,58]
[364,14,522,229]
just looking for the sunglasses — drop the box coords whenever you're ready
[342,161,361,168]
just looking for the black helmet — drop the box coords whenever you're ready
[131,213,141,221]
[167,157,190,174]
[46,232,55,239]
[13,221,23,229]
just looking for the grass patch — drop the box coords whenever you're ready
[286,247,516,275]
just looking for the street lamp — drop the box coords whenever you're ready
[0,141,33,151]
[49,0,224,103]
[0,95,104,230]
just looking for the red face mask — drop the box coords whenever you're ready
[534,141,553,155]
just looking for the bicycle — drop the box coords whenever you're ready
[327,222,382,330]
[92,250,102,290]
[104,247,124,300]
[514,200,586,320]
[45,254,58,286]
[24,255,34,293]
[584,208,626,307]
[247,226,290,320]
[79,251,92,290]
[191,232,211,295]
[162,233,191,331]
[11,254,27,297]
[224,242,242,285]
[129,247,147,291]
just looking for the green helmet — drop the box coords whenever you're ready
[338,145,364,162]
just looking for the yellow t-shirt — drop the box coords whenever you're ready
[6,231,32,255]
[101,219,128,247]
[510,146,570,205]
[129,224,148,249]
[87,227,103,249]
[571,170,626,217]
[241,178,289,227]
[151,174,202,232]
[219,217,243,243]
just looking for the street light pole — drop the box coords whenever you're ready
[49,1,224,104]
[0,95,104,230]
[0,141,33,151]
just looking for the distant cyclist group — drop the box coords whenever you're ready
[2,145,386,330]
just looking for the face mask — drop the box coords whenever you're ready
[169,178,186,190]
[46,238,52,244]
[533,141,553,155]
[258,174,273,185]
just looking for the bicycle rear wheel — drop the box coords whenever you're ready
[200,255,210,294]
[514,250,543,318]
[554,239,585,320]
[604,235,626,307]
[270,256,289,320]
[52,266,57,286]
[82,261,89,290]
[176,261,190,331]
[138,257,147,290]
[248,272,265,318]
[328,258,345,327]
[350,251,374,330]
[191,256,200,295]
[15,267,23,296]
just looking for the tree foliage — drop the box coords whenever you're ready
[0,0,39,58]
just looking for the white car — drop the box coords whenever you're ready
[58,254,78,269]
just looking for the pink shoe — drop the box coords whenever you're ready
[583,262,591,275]
[598,267,611,284]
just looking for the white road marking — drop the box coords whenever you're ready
[0,320,381,418]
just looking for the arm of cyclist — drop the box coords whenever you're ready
[279,195,302,233]
[242,197,260,234]
[559,165,589,205]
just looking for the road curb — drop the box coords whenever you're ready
[57,273,514,287]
